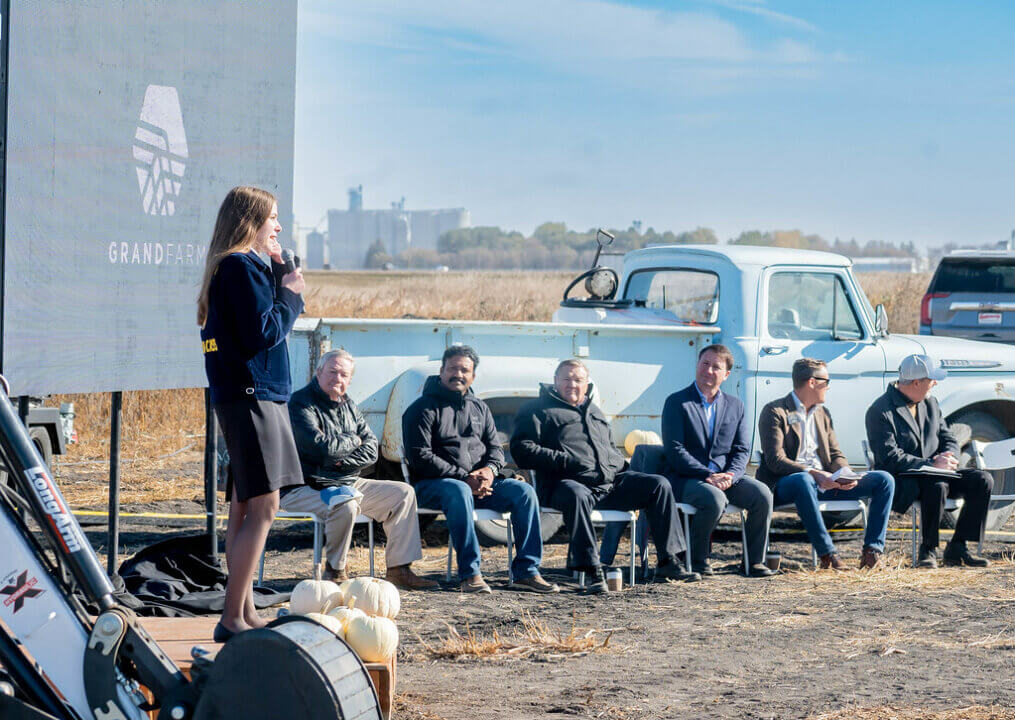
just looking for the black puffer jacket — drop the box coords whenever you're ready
[402,376,505,483]
[288,378,378,489]
[510,383,625,501]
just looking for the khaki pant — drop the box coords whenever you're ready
[279,479,423,570]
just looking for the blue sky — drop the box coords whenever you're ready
[293,1,1015,249]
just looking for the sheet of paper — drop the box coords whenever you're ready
[830,466,862,481]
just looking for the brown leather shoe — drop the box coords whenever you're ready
[511,574,560,594]
[859,547,885,570]
[460,574,493,594]
[385,564,439,590]
[819,552,847,571]
[321,562,349,582]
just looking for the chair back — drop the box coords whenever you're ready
[974,437,1015,471]
[861,440,875,470]
[629,444,667,475]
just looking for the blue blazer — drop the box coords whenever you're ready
[201,251,303,403]
[661,383,751,492]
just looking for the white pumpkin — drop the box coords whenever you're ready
[624,429,662,457]
[345,615,399,662]
[342,577,400,619]
[326,605,367,636]
[304,612,345,637]
[290,579,342,615]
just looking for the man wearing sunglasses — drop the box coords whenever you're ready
[757,358,895,570]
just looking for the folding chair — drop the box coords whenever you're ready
[970,437,1015,554]
[531,472,638,587]
[258,510,375,583]
[868,438,962,568]
[399,450,516,583]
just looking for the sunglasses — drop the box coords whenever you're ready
[812,376,831,387]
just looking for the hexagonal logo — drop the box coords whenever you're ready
[132,85,188,216]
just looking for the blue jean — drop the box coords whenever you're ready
[773,470,894,557]
[413,476,543,581]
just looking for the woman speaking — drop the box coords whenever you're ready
[197,186,305,641]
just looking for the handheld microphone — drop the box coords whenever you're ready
[281,248,300,274]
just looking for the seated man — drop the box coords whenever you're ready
[402,345,558,594]
[662,344,774,578]
[757,358,895,570]
[511,360,695,592]
[866,354,993,568]
[283,349,437,590]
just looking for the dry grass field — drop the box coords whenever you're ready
[52,270,930,505]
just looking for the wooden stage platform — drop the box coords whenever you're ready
[140,617,395,719]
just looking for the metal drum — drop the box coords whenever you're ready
[192,618,382,720]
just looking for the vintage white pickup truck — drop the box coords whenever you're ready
[289,243,1015,534]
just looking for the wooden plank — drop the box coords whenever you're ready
[139,617,395,719]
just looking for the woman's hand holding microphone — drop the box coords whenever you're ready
[267,239,305,295]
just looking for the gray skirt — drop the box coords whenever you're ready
[215,400,303,502]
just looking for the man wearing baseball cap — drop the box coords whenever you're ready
[865,354,993,568]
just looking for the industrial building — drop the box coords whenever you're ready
[326,186,470,269]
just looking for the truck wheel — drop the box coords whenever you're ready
[474,513,565,547]
[29,427,54,470]
[951,411,1014,531]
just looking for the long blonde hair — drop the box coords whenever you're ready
[197,186,276,326]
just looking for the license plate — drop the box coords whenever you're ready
[978,312,1002,325]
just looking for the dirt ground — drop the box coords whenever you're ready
[77,498,1015,720]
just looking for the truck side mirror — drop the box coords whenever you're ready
[875,304,889,336]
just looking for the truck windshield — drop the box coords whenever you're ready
[624,269,720,324]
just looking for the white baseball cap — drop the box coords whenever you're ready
[899,354,947,382]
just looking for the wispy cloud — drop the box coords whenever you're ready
[301,0,828,70]
[699,0,818,33]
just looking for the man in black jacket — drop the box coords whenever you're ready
[403,345,557,594]
[511,360,694,592]
[283,349,437,589]
[865,354,993,568]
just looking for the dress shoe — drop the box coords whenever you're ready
[213,622,241,643]
[917,546,939,569]
[511,574,561,594]
[691,561,715,577]
[654,563,701,583]
[819,552,847,571]
[321,562,349,582]
[460,575,493,594]
[942,542,990,568]
[385,564,439,590]
[582,568,609,594]
[748,563,775,578]
[859,547,885,571]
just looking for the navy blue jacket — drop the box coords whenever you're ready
[201,251,303,403]
[661,383,751,492]
[401,376,505,484]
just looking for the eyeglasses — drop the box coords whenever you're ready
[812,376,831,387]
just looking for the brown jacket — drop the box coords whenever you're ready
[755,392,849,488]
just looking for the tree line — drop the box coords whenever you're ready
[364,223,920,271]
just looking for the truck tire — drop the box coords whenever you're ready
[29,427,54,470]
[474,512,565,547]
[951,411,1015,531]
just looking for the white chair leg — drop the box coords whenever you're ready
[368,520,375,577]
[576,571,586,588]
[811,546,818,569]
[312,519,323,568]
[257,550,266,585]
[446,541,453,582]
[506,514,514,584]
[740,510,749,576]
[629,514,637,586]
[913,505,921,568]
[683,512,693,574]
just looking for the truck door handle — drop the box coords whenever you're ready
[762,345,788,355]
